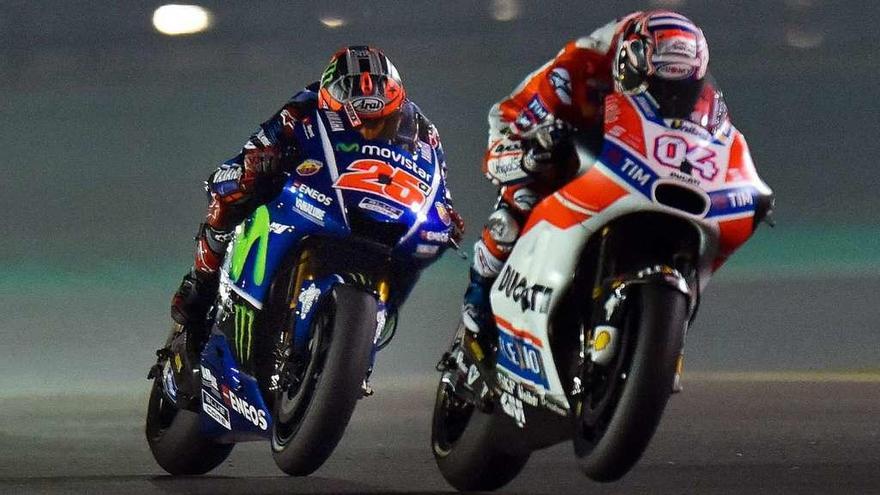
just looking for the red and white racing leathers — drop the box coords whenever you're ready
[472,16,730,280]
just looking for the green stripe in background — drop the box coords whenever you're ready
[722,224,880,279]
[2,224,878,292]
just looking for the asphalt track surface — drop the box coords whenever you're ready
[2,374,878,495]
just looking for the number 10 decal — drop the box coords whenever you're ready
[653,135,719,180]
[334,159,429,210]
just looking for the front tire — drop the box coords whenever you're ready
[271,285,377,476]
[573,283,688,481]
[145,379,234,475]
[432,380,530,491]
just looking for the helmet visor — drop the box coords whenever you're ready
[324,73,402,118]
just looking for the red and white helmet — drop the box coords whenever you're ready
[613,11,709,118]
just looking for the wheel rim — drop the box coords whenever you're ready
[146,379,179,443]
[576,310,636,450]
[272,301,334,447]
[432,382,474,457]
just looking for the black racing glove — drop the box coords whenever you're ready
[521,119,574,174]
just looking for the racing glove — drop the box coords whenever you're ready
[447,206,465,246]
[241,147,282,192]
[521,119,574,174]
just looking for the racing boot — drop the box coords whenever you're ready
[170,224,229,325]
[461,268,497,366]
[170,269,218,326]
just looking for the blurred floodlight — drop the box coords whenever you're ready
[785,0,818,9]
[649,0,686,7]
[490,0,520,22]
[320,16,347,29]
[152,4,212,36]
[785,26,824,49]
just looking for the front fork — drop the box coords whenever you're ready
[148,320,206,411]
[573,227,694,401]
[280,247,394,397]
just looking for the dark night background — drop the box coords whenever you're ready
[2,0,878,397]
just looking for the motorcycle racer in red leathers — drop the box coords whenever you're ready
[171,45,464,327]
[461,11,736,355]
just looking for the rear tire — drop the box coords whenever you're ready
[574,283,688,481]
[145,379,234,475]
[432,380,530,491]
[271,285,377,476]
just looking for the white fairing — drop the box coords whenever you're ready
[490,93,768,413]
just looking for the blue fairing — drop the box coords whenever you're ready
[224,108,452,307]
[200,334,273,440]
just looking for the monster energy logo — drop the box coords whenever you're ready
[321,58,339,86]
[234,304,255,361]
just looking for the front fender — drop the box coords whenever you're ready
[291,275,345,354]
[599,265,691,324]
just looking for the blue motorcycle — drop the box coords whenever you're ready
[146,108,455,475]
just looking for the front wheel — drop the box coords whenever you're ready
[271,285,377,476]
[432,379,530,491]
[145,378,234,475]
[573,283,688,482]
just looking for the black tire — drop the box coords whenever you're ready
[432,380,530,491]
[574,283,688,482]
[145,378,234,475]
[271,285,377,476]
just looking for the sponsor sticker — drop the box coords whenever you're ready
[358,197,403,219]
[202,389,232,430]
[221,385,268,430]
[435,202,451,226]
[298,283,321,320]
[343,101,362,127]
[467,365,479,385]
[420,230,450,243]
[516,383,540,407]
[294,182,333,205]
[548,67,572,105]
[280,109,297,131]
[335,142,432,182]
[325,110,345,132]
[269,222,295,234]
[655,62,696,80]
[496,266,553,313]
[296,159,323,177]
[527,95,549,122]
[415,244,440,258]
[213,167,242,184]
[500,392,526,427]
[294,197,326,225]
[418,141,433,162]
[350,96,386,115]
[200,365,219,392]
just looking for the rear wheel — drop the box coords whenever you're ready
[432,379,530,491]
[271,285,377,476]
[145,378,234,475]
[573,283,688,481]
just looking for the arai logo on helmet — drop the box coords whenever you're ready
[351,97,386,114]
[654,62,696,80]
